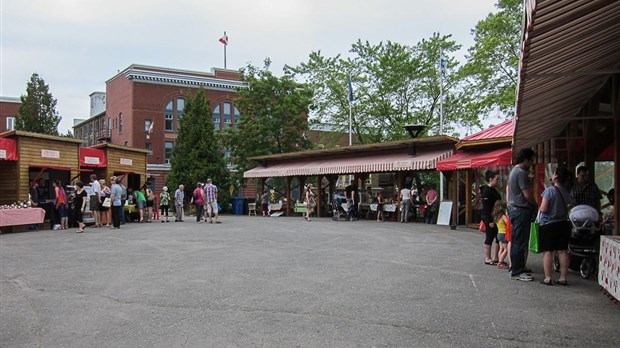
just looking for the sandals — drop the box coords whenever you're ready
[76,230,84,233]
[553,279,568,286]
[540,279,553,286]
[497,262,509,269]
[484,260,497,266]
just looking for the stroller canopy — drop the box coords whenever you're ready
[569,205,599,223]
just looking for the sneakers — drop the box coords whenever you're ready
[511,273,533,281]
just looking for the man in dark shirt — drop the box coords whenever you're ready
[345,180,358,221]
[571,166,602,212]
[28,181,39,230]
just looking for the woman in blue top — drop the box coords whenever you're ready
[539,166,574,285]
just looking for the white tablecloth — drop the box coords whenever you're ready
[599,235,620,301]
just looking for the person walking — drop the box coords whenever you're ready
[204,179,221,224]
[507,148,538,282]
[481,170,502,265]
[304,184,316,222]
[261,191,269,217]
[400,185,412,223]
[110,176,123,229]
[99,179,111,227]
[174,184,185,222]
[160,186,171,222]
[193,183,205,222]
[539,167,574,286]
[134,187,147,222]
[89,174,102,228]
[73,181,87,233]
[53,180,69,230]
[424,185,439,224]
[376,188,385,222]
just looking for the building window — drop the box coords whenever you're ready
[165,101,174,131]
[144,119,152,133]
[118,113,123,134]
[212,101,240,130]
[177,98,185,118]
[6,116,15,131]
[145,142,152,152]
[107,117,112,136]
[164,141,174,164]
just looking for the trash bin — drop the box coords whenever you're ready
[231,197,244,215]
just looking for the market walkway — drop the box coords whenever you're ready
[1,216,618,347]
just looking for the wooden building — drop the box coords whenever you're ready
[86,143,150,189]
[0,130,85,204]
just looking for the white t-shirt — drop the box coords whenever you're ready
[400,188,411,201]
[91,180,102,196]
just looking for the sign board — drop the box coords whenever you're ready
[84,156,100,165]
[436,201,453,226]
[0,149,6,159]
[41,149,60,159]
[120,158,133,166]
[393,160,413,170]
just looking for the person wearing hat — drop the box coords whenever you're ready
[160,186,171,222]
[304,184,317,222]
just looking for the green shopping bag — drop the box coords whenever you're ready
[529,221,541,254]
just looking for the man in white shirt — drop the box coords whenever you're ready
[90,174,102,227]
[400,186,412,223]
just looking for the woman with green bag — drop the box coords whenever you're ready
[538,167,574,286]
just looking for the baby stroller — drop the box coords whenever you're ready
[554,205,600,279]
[332,197,348,221]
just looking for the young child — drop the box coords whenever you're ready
[492,200,510,269]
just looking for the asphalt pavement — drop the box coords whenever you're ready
[1,215,619,347]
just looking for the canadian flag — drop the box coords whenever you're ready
[219,32,228,45]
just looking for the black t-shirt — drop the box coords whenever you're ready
[481,185,501,218]
[345,185,353,201]
[73,190,87,210]
[29,187,39,205]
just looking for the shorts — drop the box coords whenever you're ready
[137,200,146,209]
[206,201,218,214]
[89,195,100,211]
[497,233,507,244]
[146,199,154,208]
[539,220,571,251]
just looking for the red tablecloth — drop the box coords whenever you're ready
[0,208,46,227]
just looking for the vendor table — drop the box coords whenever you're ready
[599,235,620,301]
[0,208,46,232]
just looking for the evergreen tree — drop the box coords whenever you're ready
[16,73,62,135]
[167,89,231,210]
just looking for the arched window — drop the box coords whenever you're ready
[212,101,241,130]
[163,98,186,132]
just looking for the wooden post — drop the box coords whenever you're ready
[286,177,292,217]
[465,170,472,226]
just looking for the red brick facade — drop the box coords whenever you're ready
[0,97,21,133]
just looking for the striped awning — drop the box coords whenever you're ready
[244,148,453,178]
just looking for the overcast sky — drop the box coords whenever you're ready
[1,0,498,134]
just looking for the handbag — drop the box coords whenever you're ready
[529,220,541,254]
[102,197,112,208]
[479,220,486,233]
[505,216,513,242]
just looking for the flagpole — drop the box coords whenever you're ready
[439,47,444,202]
[223,31,227,69]
[348,74,353,146]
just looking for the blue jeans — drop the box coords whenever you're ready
[509,207,533,276]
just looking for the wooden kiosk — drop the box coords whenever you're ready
[88,143,149,190]
[0,130,85,204]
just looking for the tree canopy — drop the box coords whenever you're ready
[16,73,62,135]
[286,33,479,143]
[460,0,523,118]
[227,60,313,184]
[167,89,230,207]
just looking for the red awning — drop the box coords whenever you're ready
[244,148,453,178]
[80,147,107,167]
[0,138,18,161]
[436,147,512,171]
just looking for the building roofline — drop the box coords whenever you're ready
[106,64,241,84]
[0,96,21,103]
[72,111,106,128]
[0,130,85,144]
[91,142,151,154]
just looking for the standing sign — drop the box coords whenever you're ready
[436,201,453,226]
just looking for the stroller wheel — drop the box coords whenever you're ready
[579,257,594,279]
[553,254,560,273]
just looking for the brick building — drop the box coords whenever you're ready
[74,64,245,189]
[0,96,20,133]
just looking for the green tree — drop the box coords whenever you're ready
[461,0,523,118]
[167,89,230,209]
[227,60,313,185]
[16,73,62,135]
[287,34,477,142]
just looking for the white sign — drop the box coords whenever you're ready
[436,201,453,226]
[84,156,100,165]
[0,149,6,159]
[393,160,413,170]
[41,149,60,159]
[120,158,133,166]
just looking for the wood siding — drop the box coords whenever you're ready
[106,148,147,187]
[0,162,19,203]
[16,137,80,201]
